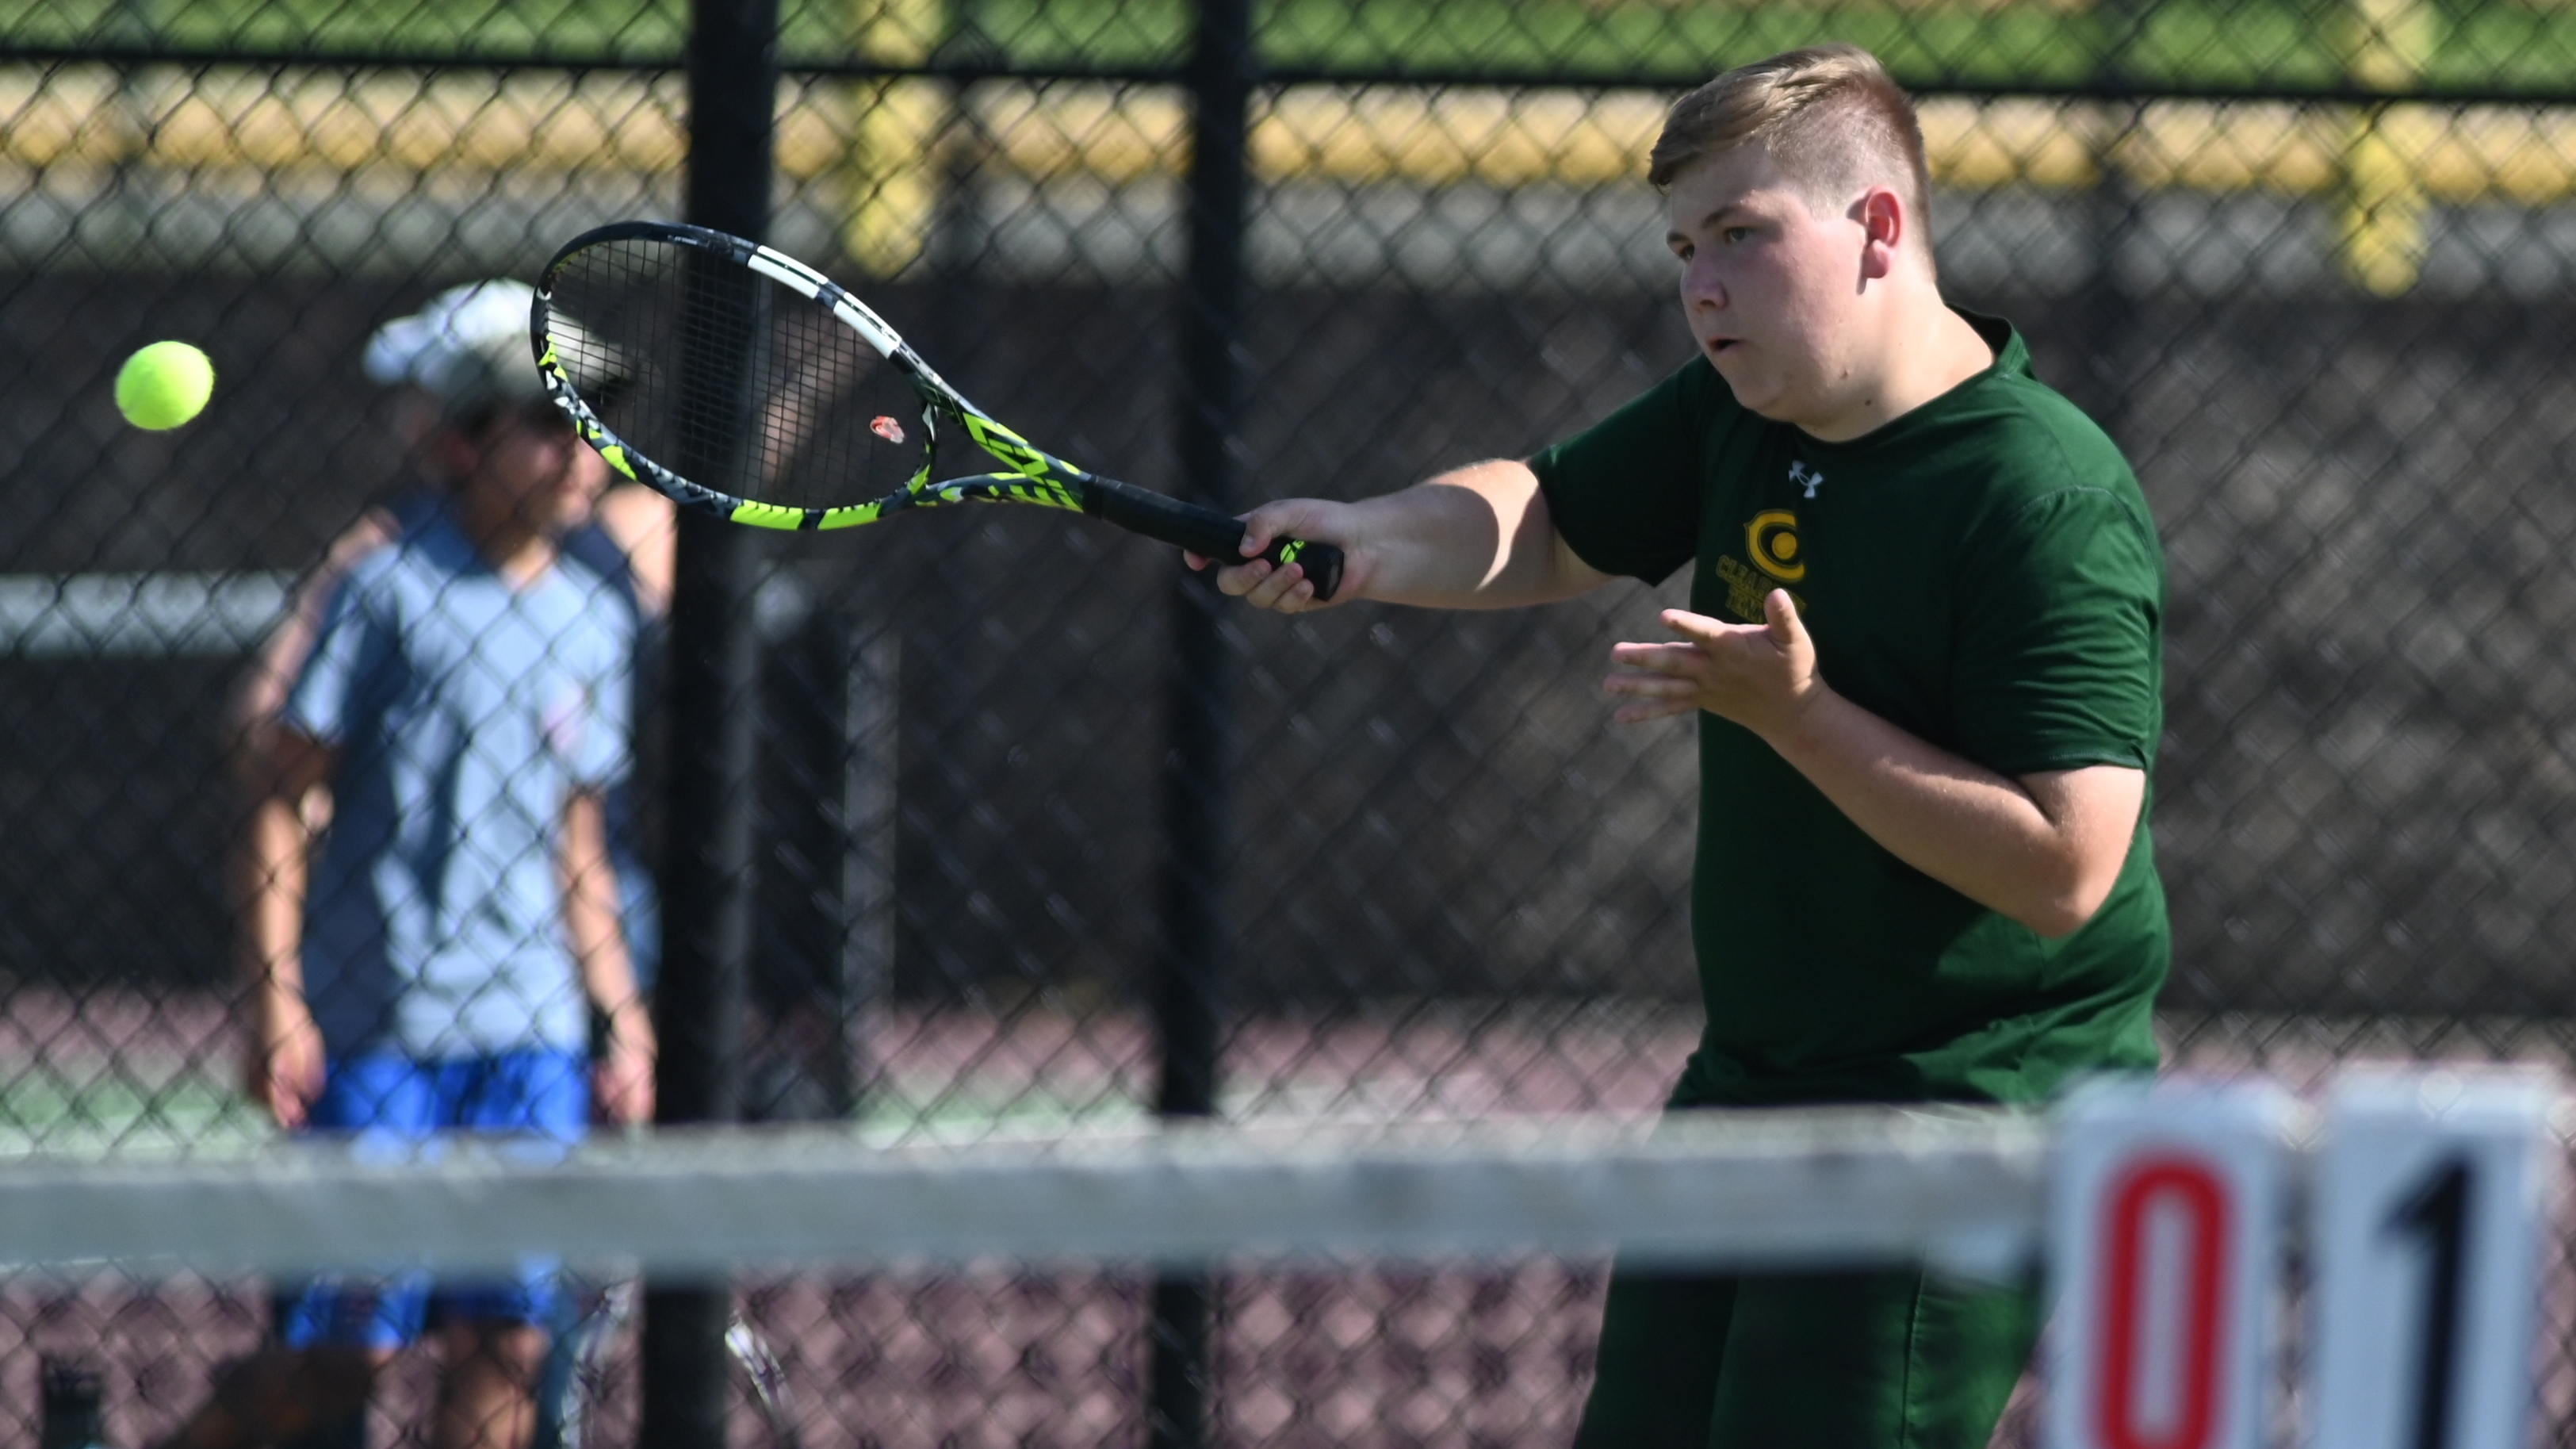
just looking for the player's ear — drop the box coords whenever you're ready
[1856,186,1904,281]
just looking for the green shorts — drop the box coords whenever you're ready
[1571,1264,2040,1449]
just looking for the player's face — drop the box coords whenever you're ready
[464,406,609,537]
[1665,146,1873,435]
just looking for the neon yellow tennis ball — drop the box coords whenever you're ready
[115,341,216,431]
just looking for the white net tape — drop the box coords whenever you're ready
[0,1106,2048,1278]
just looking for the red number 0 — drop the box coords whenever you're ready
[2096,1156,2231,1449]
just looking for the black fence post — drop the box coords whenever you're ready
[765,606,895,1119]
[1148,0,1253,1445]
[640,0,776,1444]
[2076,0,2151,439]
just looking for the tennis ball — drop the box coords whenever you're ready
[114,341,216,431]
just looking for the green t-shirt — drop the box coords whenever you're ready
[1529,312,2168,1108]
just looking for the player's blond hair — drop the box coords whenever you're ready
[1648,45,1933,253]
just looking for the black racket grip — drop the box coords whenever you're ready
[1087,476,1345,602]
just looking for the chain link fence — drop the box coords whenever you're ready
[8,0,2576,1443]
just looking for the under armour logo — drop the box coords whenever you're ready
[1789,461,1824,499]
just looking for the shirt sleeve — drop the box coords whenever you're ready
[281,567,389,747]
[1526,362,1709,585]
[1949,483,2165,776]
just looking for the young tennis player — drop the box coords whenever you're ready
[1200,44,2167,1448]
[232,282,676,1020]
[162,286,654,1449]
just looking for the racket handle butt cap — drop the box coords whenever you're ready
[1268,539,1344,603]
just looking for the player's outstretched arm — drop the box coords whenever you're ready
[1192,459,1612,613]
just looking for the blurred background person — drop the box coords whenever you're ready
[169,283,660,1449]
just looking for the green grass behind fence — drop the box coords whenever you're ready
[13,0,2576,94]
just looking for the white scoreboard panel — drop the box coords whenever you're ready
[2310,1071,2559,1449]
[2046,1079,2295,1449]
[2044,1069,2563,1449]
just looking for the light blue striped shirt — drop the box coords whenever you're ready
[286,504,634,1057]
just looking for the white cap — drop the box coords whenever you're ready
[363,280,547,413]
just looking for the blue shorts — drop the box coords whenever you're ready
[280,1051,588,1351]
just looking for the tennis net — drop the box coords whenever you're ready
[0,1106,2048,1449]
[3,1076,2563,1449]
[0,1109,2047,1277]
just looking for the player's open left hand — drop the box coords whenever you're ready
[1605,589,1824,738]
[1188,498,1364,614]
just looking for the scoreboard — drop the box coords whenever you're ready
[2046,1070,2560,1449]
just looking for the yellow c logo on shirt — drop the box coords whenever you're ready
[1746,509,1805,582]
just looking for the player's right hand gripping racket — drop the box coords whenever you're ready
[530,220,1342,600]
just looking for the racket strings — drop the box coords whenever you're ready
[542,237,932,512]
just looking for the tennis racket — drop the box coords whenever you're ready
[529,220,1342,600]
[538,1278,800,1449]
